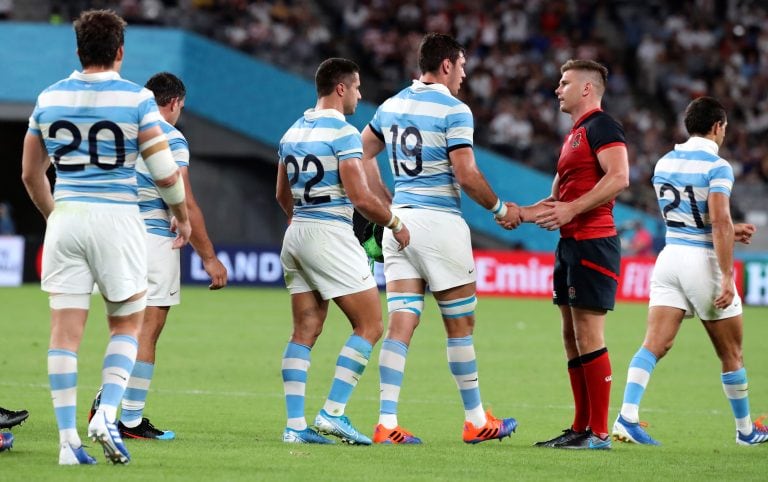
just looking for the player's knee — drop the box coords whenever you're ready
[292,322,323,346]
[387,292,425,317]
[437,294,477,320]
[643,340,672,360]
[365,319,384,343]
[105,294,147,317]
[717,347,743,369]
[49,293,91,310]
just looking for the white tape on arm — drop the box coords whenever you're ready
[140,134,178,181]
[140,134,186,205]
[490,198,508,220]
[157,174,186,206]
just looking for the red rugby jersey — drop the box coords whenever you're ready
[556,108,626,240]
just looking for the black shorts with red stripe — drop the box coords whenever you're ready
[553,235,620,311]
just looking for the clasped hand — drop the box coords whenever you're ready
[495,202,523,230]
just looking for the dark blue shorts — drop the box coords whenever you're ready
[553,236,620,311]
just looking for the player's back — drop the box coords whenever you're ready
[370,80,473,215]
[653,137,734,249]
[136,120,189,237]
[28,71,162,206]
[278,108,359,227]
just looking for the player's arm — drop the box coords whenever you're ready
[21,132,54,219]
[450,146,521,228]
[710,192,736,309]
[361,126,392,203]
[180,166,227,290]
[535,145,629,231]
[519,174,559,223]
[340,157,409,250]
[138,125,190,248]
[275,161,293,219]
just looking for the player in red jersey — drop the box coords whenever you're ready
[517,59,629,449]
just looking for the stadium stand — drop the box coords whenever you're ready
[4,0,768,248]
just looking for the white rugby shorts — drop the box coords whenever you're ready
[42,202,147,301]
[382,207,475,292]
[650,243,742,321]
[280,219,376,300]
[145,233,181,306]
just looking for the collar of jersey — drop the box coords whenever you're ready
[410,79,450,95]
[571,108,603,130]
[303,108,345,121]
[69,70,122,82]
[675,136,719,155]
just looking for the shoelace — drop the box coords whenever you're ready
[338,415,356,432]
[144,419,158,431]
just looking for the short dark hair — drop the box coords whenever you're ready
[74,9,126,68]
[560,59,608,92]
[684,96,726,136]
[315,58,359,97]
[418,33,465,74]
[145,72,186,107]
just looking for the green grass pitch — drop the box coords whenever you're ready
[1,285,766,480]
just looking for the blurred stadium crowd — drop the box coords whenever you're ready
[4,0,768,221]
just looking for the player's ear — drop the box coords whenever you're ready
[442,58,452,75]
[115,46,124,62]
[335,82,345,98]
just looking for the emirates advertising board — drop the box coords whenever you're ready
[181,246,756,305]
[473,250,744,302]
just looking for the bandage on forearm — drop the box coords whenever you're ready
[140,134,185,205]
[140,134,178,181]
[157,174,186,206]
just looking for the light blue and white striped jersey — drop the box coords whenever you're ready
[136,120,189,237]
[653,136,734,248]
[368,80,473,215]
[27,70,163,205]
[278,108,362,226]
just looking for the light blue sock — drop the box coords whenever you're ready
[447,336,485,427]
[99,334,138,423]
[121,361,155,428]
[282,342,311,431]
[722,367,752,434]
[619,346,657,423]
[378,339,409,428]
[323,334,372,417]
[48,349,80,445]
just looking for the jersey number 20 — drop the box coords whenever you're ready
[49,120,126,171]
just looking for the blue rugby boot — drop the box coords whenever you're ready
[736,416,768,446]
[58,441,97,465]
[88,410,130,464]
[612,414,660,445]
[283,427,335,444]
[0,432,14,453]
[314,409,372,445]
